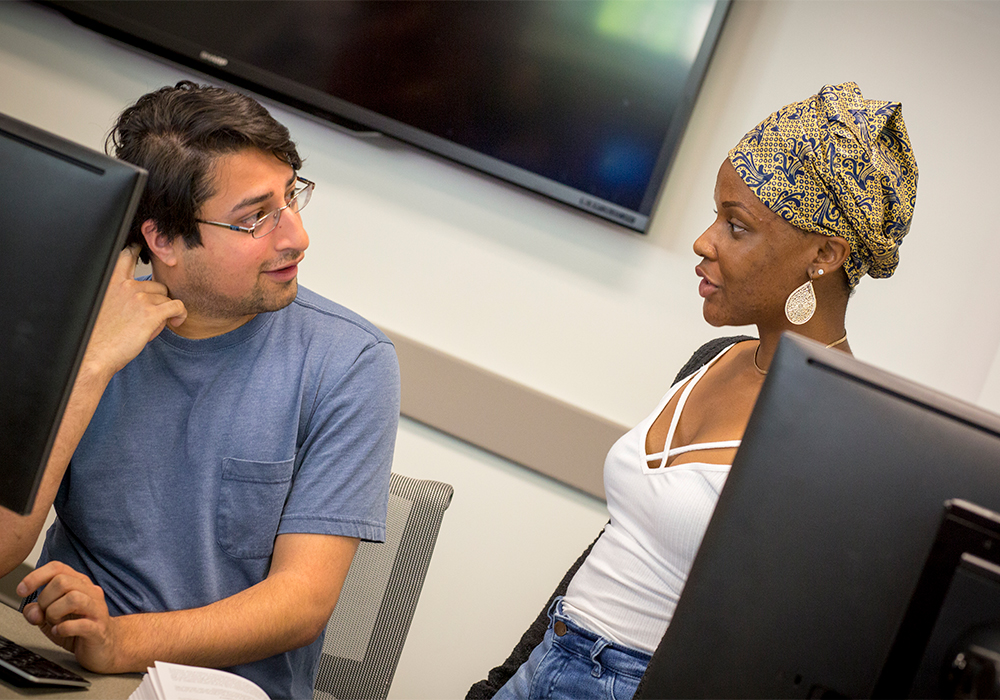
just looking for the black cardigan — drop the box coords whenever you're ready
[466,335,752,699]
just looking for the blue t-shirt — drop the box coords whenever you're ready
[39,286,400,699]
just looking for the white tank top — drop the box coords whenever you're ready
[562,342,740,653]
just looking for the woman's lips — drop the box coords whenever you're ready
[696,267,718,298]
[698,277,718,298]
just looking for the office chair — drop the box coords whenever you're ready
[313,472,454,700]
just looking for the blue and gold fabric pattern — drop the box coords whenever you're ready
[729,82,918,287]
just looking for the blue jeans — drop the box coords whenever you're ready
[494,597,652,700]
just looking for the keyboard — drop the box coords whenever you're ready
[0,634,90,687]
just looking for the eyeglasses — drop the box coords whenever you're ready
[196,176,315,239]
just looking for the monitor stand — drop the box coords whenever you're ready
[875,499,1000,698]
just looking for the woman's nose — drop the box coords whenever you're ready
[693,225,715,259]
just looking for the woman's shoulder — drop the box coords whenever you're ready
[671,335,756,386]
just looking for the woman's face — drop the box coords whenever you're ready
[693,159,820,329]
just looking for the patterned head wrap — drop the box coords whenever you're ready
[728,82,918,287]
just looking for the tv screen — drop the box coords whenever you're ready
[44,0,730,232]
[637,333,1000,698]
[0,112,145,515]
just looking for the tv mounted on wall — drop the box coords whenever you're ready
[44,0,730,233]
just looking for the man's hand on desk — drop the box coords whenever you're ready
[16,561,124,674]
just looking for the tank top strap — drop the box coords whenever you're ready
[649,343,740,471]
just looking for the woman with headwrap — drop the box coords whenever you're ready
[468,82,919,700]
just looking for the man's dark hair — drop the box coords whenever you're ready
[106,81,302,263]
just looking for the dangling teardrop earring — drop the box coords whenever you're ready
[785,269,821,325]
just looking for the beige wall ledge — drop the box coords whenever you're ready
[388,330,626,501]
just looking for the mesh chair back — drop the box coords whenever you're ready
[314,472,454,700]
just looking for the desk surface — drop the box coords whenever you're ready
[0,603,142,698]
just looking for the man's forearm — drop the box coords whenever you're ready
[91,534,358,674]
[109,571,325,672]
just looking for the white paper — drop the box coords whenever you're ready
[127,661,269,700]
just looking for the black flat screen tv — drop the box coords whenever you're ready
[0,112,145,515]
[43,0,731,232]
[637,333,1000,698]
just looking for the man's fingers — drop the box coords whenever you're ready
[17,560,81,597]
[22,602,43,626]
[50,617,99,641]
[19,562,95,611]
[113,244,140,279]
[19,563,105,643]
[37,621,76,653]
[84,253,188,374]
[41,588,100,626]
[144,296,187,337]
[17,561,112,667]
[124,243,141,261]
[35,573,94,609]
[164,299,188,327]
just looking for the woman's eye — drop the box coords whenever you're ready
[729,220,747,234]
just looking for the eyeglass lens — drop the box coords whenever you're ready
[252,181,313,239]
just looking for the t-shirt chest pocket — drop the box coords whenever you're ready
[217,457,295,559]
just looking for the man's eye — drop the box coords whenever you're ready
[240,211,266,227]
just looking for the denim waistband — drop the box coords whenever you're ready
[547,597,651,678]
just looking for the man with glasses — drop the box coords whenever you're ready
[0,81,399,699]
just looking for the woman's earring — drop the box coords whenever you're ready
[785,276,817,325]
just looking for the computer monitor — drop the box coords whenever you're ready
[882,498,1000,697]
[0,112,146,516]
[637,332,1000,699]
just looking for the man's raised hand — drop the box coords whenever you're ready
[82,245,186,380]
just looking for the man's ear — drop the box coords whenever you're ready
[140,220,179,267]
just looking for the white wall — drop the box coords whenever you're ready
[3,1,1000,697]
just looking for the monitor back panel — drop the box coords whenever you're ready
[0,113,145,515]
[640,334,1000,698]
